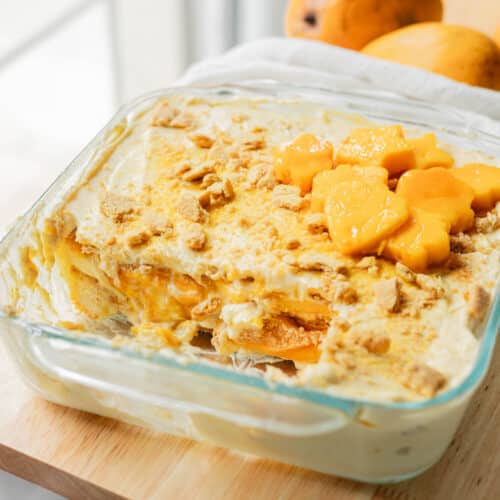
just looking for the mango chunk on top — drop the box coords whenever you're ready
[384,208,450,272]
[311,164,388,212]
[396,167,474,233]
[451,163,500,211]
[336,125,416,176]
[325,179,409,255]
[274,134,333,194]
[408,133,454,170]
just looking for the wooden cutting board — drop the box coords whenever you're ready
[0,336,499,500]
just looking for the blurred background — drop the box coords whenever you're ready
[0,0,288,226]
[0,0,497,227]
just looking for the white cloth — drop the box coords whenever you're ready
[179,37,500,135]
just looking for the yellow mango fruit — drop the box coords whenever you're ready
[285,0,443,51]
[396,167,474,233]
[325,179,409,255]
[384,208,450,272]
[362,23,500,91]
[409,133,454,169]
[451,163,500,212]
[274,133,333,194]
[311,164,388,212]
[336,125,416,176]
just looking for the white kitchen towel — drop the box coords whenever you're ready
[178,37,500,135]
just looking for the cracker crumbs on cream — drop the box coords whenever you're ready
[5,93,500,403]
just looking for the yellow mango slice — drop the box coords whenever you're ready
[311,164,388,212]
[274,134,333,194]
[119,269,187,322]
[384,208,450,272]
[336,125,416,176]
[325,179,409,255]
[170,273,206,307]
[242,343,320,363]
[451,163,500,212]
[396,167,474,233]
[409,133,454,169]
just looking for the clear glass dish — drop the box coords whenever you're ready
[0,81,499,484]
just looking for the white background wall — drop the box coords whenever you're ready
[114,0,288,101]
[0,0,114,228]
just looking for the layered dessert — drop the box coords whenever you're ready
[5,93,500,403]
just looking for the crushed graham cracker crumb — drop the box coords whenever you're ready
[467,284,490,328]
[285,238,301,250]
[200,173,221,189]
[182,163,216,182]
[100,192,137,223]
[354,331,391,355]
[151,102,177,127]
[272,184,306,211]
[395,262,417,284]
[190,134,214,149]
[242,139,265,151]
[450,233,475,254]
[206,178,234,207]
[176,192,207,223]
[184,223,207,251]
[305,213,328,234]
[191,297,222,320]
[374,278,401,313]
[127,228,151,247]
[402,362,446,397]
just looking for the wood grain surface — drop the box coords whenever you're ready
[0,334,499,500]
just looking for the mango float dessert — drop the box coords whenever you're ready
[5,93,500,403]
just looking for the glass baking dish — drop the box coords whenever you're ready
[0,81,499,484]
